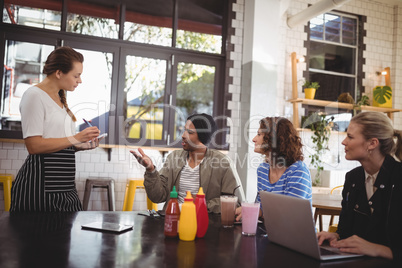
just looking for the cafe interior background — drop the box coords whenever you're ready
[1,0,402,231]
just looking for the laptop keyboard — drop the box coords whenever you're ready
[320,247,340,256]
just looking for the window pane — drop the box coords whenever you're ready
[173,62,215,142]
[310,14,324,40]
[342,17,357,45]
[324,14,340,42]
[67,0,119,39]
[124,0,173,47]
[176,0,223,53]
[3,0,61,30]
[309,41,356,75]
[124,56,167,141]
[72,49,112,136]
[1,41,54,131]
[309,72,355,101]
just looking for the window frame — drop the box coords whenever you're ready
[305,11,364,102]
[0,0,230,149]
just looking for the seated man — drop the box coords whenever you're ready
[131,113,242,213]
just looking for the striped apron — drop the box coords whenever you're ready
[10,147,82,212]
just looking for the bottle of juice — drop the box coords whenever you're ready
[178,191,197,241]
[164,186,180,237]
[194,187,208,238]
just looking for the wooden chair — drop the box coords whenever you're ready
[328,185,343,232]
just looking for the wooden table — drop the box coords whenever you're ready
[312,194,343,232]
[0,211,393,268]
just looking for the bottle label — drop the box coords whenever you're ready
[165,214,180,233]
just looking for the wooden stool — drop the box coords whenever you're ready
[122,179,157,211]
[0,174,13,211]
[83,177,116,211]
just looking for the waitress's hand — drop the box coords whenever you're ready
[330,235,393,259]
[74,137,99,151]
[130,148,155,172]
[73,127,100,143]
[73,127,100,151]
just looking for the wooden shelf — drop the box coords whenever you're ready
[289,98,402,114]
[289,52,401,129]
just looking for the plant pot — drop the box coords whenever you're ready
[372,86,392,108]
[304,88,316,99]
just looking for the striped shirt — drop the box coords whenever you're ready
[256,161,312,204]
[178,161,200,203]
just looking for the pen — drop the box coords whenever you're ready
[83,118,93,127]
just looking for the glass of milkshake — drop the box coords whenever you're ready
[220,195,238,228]
[241,201,260,236]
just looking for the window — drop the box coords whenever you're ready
[306,12,362,101]
[1,41,54,132]
[0,0,229,148]
[3,0,61,30]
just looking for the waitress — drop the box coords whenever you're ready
[10,46,101,212]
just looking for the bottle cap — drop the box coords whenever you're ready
[170,186,178,198]
[184,191,193,201]
[196,187,205,196]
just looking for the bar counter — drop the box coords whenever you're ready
[0,212,393,268]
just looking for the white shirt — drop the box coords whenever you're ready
[178,160,201,203]
[20,86,75,139]
[364,170,379,200]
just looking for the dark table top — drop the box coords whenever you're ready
[0,211,393,268]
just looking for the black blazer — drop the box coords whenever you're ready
[337,155,402,264]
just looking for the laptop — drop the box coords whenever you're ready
[259,191,363,261]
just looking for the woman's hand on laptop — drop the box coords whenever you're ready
[330,235,393,259]
[317,231,339,246]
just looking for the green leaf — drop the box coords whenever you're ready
[373,86,392,104]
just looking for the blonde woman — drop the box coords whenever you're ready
[317,112,402,264]
[11,47,100,212]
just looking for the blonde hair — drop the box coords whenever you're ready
[351,112,402,161]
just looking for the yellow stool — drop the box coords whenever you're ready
[122,179,157,211]
[0,174,13,211]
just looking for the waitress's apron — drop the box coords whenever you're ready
[10,147,82,212]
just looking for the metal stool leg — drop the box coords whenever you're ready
[83,180,93,211]
[107,180,116,211]
[83,178,115,211]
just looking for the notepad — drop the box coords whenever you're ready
[81,221,133,233]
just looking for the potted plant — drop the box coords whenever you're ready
[353,95,370,115]
[373,85,392,108]
[303,81,320,99]
[302,112,334,186]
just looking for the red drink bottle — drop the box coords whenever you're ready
[195,187,208,238]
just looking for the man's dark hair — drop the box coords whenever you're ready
[187,113,217,145]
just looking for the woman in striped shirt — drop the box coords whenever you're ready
[236,117,312,220]
[10,47,101,212]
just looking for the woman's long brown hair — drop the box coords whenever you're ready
[43,46,84,122]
